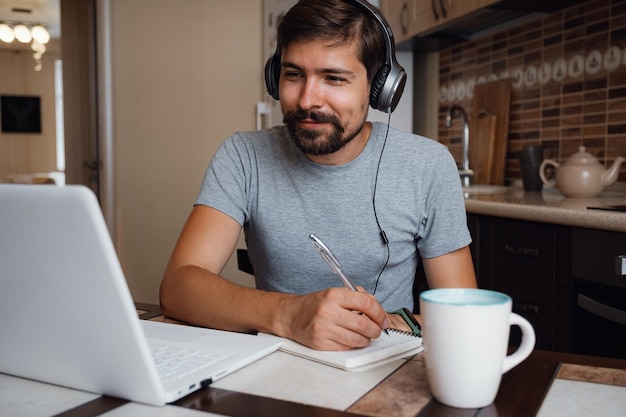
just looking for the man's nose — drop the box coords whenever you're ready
[298,79,323,110]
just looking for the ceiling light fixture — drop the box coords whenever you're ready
[0,23,14,42]
[0,22,51,71]
[13,24,32,43]
[31,25,50,44]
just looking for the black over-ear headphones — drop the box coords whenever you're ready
[264,0,406,113]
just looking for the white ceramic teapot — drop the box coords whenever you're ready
[539,146,624,198]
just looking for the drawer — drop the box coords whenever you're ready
[492,283,554,323]
[493,253,555,284]
[495,286,555,350]
[572,228,626,289]
[492,217,556,244]
[491,268,554,304]
[493,235,556,268]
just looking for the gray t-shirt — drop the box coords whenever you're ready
[196,122,471,310]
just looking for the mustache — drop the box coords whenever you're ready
[283,109,341,126]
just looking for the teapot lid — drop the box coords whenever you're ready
[567,146,600,165]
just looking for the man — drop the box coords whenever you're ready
[160,0,476,351]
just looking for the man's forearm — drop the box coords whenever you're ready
[159,264,293,334]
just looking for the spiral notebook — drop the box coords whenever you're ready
[260,330,422,371]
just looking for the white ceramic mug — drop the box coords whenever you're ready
[419,288,536,409]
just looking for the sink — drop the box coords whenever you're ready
[462,184,508,194]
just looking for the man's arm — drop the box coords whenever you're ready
[387,246,477,331]
[159,205,389,350]
[422,245,477,289]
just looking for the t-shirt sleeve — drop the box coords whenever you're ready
[195,134,253,227]
[416,146,472,258]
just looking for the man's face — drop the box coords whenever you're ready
[279,38,370,158]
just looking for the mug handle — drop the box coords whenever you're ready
[539,159,559,188]
[502,313,536,374]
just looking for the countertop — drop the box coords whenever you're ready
[463,182,626,233]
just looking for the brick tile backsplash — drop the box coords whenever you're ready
[438,0,626,183]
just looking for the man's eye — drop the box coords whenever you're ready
[327,76,346,83]
[283,71,302,79]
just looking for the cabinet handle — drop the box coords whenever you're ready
[616,255,626,276]
[577,294,626,326]
[439,0,447,18]
[503,243,540,257]
[400,1,408,34]
[514,303,539,315]
[431,0,439,21]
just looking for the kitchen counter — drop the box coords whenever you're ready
[464,183,626,233]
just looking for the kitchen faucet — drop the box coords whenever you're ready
[445,104,473,187]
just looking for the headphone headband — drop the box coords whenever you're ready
[264,0,406,113]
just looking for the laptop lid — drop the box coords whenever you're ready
[0,184,280,406]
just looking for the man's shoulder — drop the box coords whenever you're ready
[226,126,286,144]
[378,124,448,155]
[215,126,296,171]
[219,126,289,156]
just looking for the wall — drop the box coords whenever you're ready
[61,0,99,192]
[412,50,440,139]
[0,41,60,180]
[437,0,626,183]
[105,0,262,303]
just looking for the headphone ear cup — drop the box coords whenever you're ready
[369,64,390,111]
[385,67,407,113]
[264,53,281,100]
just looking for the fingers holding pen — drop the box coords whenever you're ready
[279,288,388,350]
[352,286,390,332]
[321,287,389,346]
[308,234,389,339]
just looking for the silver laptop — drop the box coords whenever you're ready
[0,184,281,406]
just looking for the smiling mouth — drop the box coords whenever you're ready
[299,118,328,128]
[284,109,339,126]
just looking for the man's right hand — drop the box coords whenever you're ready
[274,287,390,351]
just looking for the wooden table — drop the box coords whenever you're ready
[45,304,626,417]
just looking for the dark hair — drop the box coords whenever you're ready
[276,0,386,84]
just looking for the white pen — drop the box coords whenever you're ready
[309,233,389,336]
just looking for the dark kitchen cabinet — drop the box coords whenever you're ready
[571,228,626,359]
[468,214,574,352]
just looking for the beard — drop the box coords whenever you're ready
[283,109,363,156]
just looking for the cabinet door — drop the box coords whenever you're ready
[412,0,436,34]
[413,0,501,35]
[471,214,573,352]
[380,0,415,44]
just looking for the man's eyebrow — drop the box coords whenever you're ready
[281,61,356,78]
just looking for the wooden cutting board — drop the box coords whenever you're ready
[470,79,512,185]
[469,112,497,184]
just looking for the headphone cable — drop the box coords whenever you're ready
[371,113,392,295]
